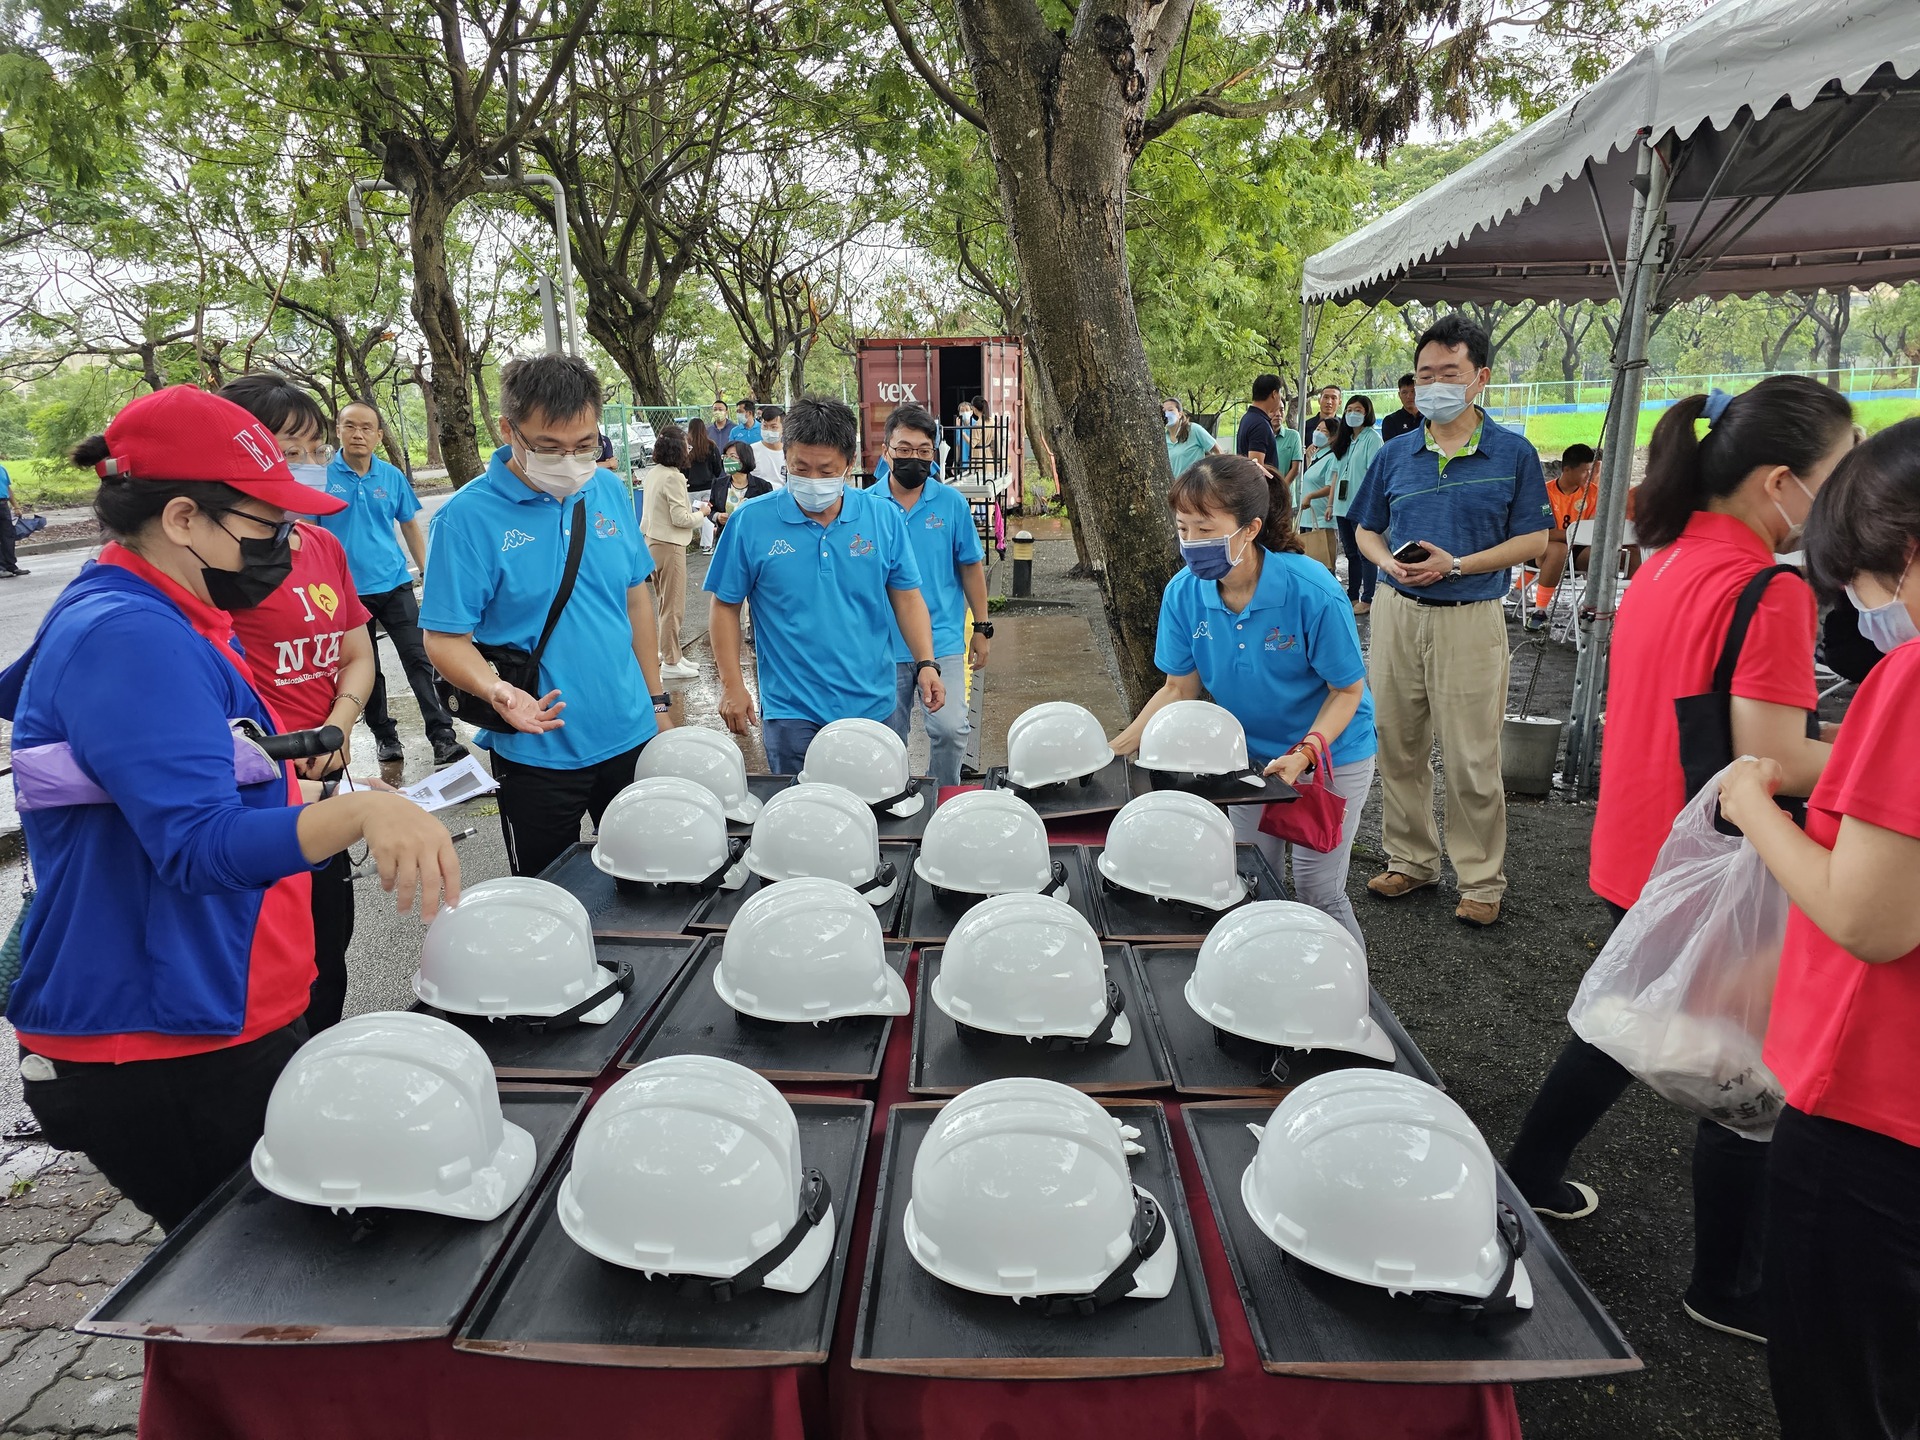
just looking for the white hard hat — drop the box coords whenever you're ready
[1136,700,1252,778]
[1005,701,1112,789]
[1185,901,1394,1062]
[912,790,1066,899]
[1239,1071,1532,1315]
[930,892,1130,1048]
[414,877,632,1029]
[903,1076,1175,1311]
[714,877,909,1023]
[251,1012,536,1220]
[557,1055,835,1298]
[744,783,898,906]
[635,727,762,823]
[1097,790,1247,910]
[592,776,748,890]
[798,718,923,817]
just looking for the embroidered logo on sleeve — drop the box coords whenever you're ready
[502,529,536,552]
[767,538,798,557]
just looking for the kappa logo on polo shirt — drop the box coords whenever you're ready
[1192,620,1214,640]
[766,538,797,557]
[502,529,536,552]
[848,534,875,557]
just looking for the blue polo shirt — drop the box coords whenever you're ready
[704,483,922,725]
[318,454,421,595]
[1348,412,1550,604]
[1155,551,1377,768]
[880,477,983,662]
[0,463,11,499]
[420,448,657,769]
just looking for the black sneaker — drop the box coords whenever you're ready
[1682,1287,1767,1344]
[375,736,405,764]
[432,737,469,767]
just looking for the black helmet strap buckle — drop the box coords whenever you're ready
[690,1168,833,1303]
[1023,1187,1167,1318]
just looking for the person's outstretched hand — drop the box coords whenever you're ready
[357,793,462,917]
[491,682,566,734]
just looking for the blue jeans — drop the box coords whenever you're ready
[889,655,969,787]
[762,717,825,777]
[1337,516,1376,603]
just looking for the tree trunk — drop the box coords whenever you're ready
[411,357,445,471]
[473,359,500,448]
[388,161,482,484]
[1027,356,1098,575]
[1823,286,1850,388]
[743,353,780,406]
[788,337,814,402]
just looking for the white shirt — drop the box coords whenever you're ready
[753,442,787,488]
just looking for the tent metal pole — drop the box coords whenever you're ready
[1566,134,1674,790]
[1296,299,1317,444]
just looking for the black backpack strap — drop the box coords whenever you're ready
[1711,565,1800,695]
[530,498,590,668]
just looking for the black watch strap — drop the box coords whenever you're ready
[914,659,941,675]
[971,620,994,637]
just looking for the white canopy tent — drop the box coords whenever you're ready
[1297,0,1920,788]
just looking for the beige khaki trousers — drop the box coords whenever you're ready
[648,539,689,665]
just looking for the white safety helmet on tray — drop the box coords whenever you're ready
[903,1076,1175,1311]
[634,727,761,824]
[414,877,631,1028]
[1097,790,1247,910]
[715,877,909,1023]
[745,783,898,906]
[1186,901,1394,1062]
[591,776,747,890]
[558,1055,835,1297]
[1240,1070,1532,1315]
[797,718,923,817]
[912,790,1066,899]
[251,1012,536,1220]
[930,892,1130,1048]
[1004,701,1111,789]
[1136,700,1251,778]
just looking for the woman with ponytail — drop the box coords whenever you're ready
[1107,453,1378,944]
[1504,375,1855,1345]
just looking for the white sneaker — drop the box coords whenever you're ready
[659,659,700,680]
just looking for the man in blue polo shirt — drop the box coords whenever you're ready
[322,401,463,767]
[0,452,24,578]
[1350,313,1551,928]
[422,355,672,879]
[705,395,945,776]
[876,404,988,786]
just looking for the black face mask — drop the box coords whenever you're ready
[891,458,933,489]
[192,513,293,611]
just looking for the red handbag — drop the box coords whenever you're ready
[1257,764,1347,853]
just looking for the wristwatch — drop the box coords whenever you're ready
[914,660,941,677]
[652,692,671,713]
[971,621,995,638]
[1448,557,1464,579]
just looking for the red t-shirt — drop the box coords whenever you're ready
[228,524,373,732]
[1589,512,1817,908]
[1766,640,1920,1147]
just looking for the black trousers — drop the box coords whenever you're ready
[0,511,18,573]
[21,1023,307,1230]
[491,741,648,879]
[361,584,454,746]
[305,850,355,1033]
[1766,1106,1920,1440]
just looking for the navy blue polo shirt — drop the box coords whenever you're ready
[420,448,657,769]
[318,453,421,595]
[1348,413,1551,603]
[1234,406,1277,467]
[880,477,983,662]
[704,484,922,725]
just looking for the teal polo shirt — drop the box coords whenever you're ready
[1154,551,1377,768]
[318,454,421,595]
[1347,411,1550,603]
[1166,424,1216,478]
[704,483,923,725]
[880,476,983,662]
[420,447,657,769]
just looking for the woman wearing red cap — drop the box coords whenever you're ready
[0,384,460,1230]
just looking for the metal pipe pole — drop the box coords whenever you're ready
[1295,299,1317,443]
[490,174,579,356]
[1566,134,1674,789]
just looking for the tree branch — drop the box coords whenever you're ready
[1142,74,1305,144]
[878,0,987,133]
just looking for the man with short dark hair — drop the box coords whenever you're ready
[1235,374,1301,489]
[422,355,671,878]
[1303,382,1343,451]
[733,397,762,446]
[752,407,786,487]
[1350,313,1551,927]
[1528,442,1601,630]
[704,395,944,776]
[877,404,988,785]
[1380,373,1422,442]
[321,400,463,767]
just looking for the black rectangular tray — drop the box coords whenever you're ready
[728,775,795,835]
[410,937,698,1081]
[1083,844,1287,944]
[909,944,1171,1096]
[78,1086,588,1345]
[851,1100,1221,1378]
[895,844,1099,944]
[1133,946,1443,1098]
[454,1098,872,1368]
[982,755,1133,821]
[1182,1101,1642,1382]
[620,941,911,1084]
[1125,761,1299,808]
[733,776,938,842]
[688,842,916,938]
[539,842,712,938]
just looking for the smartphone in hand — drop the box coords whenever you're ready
[1392,541,1432,564]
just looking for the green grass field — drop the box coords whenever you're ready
[1519,394,1920,458]
[3,457,99,508]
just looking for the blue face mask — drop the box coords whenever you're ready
[1178,528,1249,582]
[787,475,846,514]
[1345,411,1366,429]
[1310,428,1331,448]
[1848,556,1918,654]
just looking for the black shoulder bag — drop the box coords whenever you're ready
[1674,563,1814,827]
[434,498,587,735]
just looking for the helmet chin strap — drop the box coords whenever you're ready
[1020,1187,1166,1317]
[421,959,634,1034]
[678,1169,832,1302]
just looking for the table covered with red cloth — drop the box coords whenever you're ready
[135,802,1521,1440]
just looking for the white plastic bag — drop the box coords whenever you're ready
[1568,768,1787,1136]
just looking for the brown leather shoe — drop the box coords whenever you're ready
[1455,897,1502,927]
[1367,872,1436,900]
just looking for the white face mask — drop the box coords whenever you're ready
[519,447,597,499]
[764,431,782,448]
[288,462,331,491]
[1771,473,1816,549]
[1848,554,1919,654]
[1414,380,1478,426]
[787,474,846,514]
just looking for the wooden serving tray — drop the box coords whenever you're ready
[539,843,716,938]
[894,844,1099,944]
[1083,844,1286,944]
[981,756,1133,821]
[1125,761,1300,808]
[687,842,916,938]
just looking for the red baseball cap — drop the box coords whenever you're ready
[94,385,347,516]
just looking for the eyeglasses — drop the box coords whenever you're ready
[509,421,600,459]
[281,443,335,466]
[206,506,296,546]
[337,422,381,436]
[888,442,937,461]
